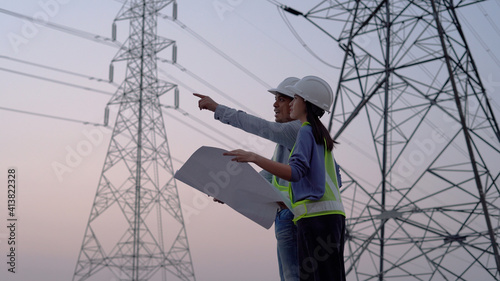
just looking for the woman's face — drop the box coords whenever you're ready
[290,95,307,122]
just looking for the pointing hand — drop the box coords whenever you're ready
[194,93,218,112]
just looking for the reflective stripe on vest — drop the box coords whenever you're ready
[293,200,345,218]
[271,144,291,199]
[289,122,345,222]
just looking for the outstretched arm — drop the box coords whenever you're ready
[194,93,299,150]
[224,149,292,181]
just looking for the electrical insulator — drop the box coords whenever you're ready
[109,64,114,83]
[104,106,109,127]
[172,44,177,64]
[173,2,177,20]
[283,6,303,16]
[112,22,117,41]
[174,87,179,109]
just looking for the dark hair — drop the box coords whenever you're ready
[306,102,336,151]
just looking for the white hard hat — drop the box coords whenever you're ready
[286,76,333,112]
[268,77,300,98]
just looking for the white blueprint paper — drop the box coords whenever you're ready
[174,146,291,229]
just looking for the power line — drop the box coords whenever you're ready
[0,8,119,125]
[0,7,120,47]
[0,55,117,86]
[1,18,261,141]
[159,75,251,146]
[5,2,497,156]
[0,6,267,117]
[159,72,273,151]
[158,60,260,116]
[231,6,338,77]
[165,1,338,91]
[277,6,341,69]
[164,79,379,174]
[266,0,284,6]
[477,3,500,38]
[0,1,366,171]
[0,67,115,96]
[162,109,234,150]
[0,106,106,126]
[175,107,249,147]
[171,155,185,166]
[161,16,272,89]
[457,10,500,67]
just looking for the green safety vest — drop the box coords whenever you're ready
[271,144,292,200]
[288,122,346,222]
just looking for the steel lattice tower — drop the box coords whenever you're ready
[281,0,500,280]
[73,1,195,280]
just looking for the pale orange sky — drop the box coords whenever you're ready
[1,1,500,280]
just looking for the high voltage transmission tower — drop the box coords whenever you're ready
[73,1,196,280]
[280,0,500,280]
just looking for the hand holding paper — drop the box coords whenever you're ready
[174,146,291,229]
[223,149,259,163]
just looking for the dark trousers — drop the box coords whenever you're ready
[296,214,346,281]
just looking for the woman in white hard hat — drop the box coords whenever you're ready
[225,76,346,281]
[195,77,303,281]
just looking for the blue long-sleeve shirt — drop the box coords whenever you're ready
[214,105,301,188]
[289,124,334,203]
[214,105,342,197]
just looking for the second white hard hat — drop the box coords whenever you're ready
[268,77,300,98]
[286,76,333,112]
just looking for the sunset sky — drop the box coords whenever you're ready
[1,1,499,280]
